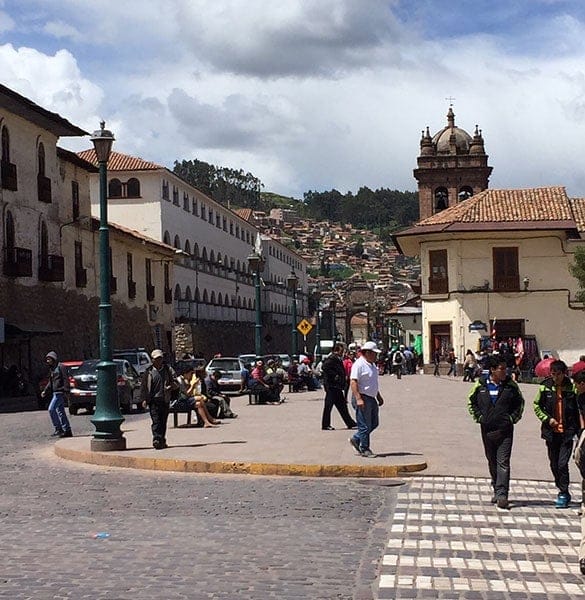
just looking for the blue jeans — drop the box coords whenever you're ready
[48,392,71,433]
[351,394,379,451]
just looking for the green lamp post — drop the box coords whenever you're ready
[286,270,299,357]
[247,250,265,357]
[90,122,126,452]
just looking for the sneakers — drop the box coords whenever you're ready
[490,494,497,504]
[153,440,168,450]
[361,448,377,458]
[59,430,73,438]
[496,497,510,511]
[349,437,362,454]
[555,493,571,509]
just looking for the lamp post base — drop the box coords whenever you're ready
[91,437,127,452]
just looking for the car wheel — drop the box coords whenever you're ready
[69,406,78,416]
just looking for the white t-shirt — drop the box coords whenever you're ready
[350,355,379,397]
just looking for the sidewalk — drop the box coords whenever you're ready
[55,373,576,482]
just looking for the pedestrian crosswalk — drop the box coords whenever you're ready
[377,476,584,599]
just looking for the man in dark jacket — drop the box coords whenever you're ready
[41,351,72,438]
[468,355,524,510]
[534,360,580,508]
[321,343,357,430]
[140,349,178,449]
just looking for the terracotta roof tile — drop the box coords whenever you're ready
[234,208,253,222]
[77,149,164,171]
[418,186,571,226]
[570,198,585,232]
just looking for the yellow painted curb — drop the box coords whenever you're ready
[54,443,427,478]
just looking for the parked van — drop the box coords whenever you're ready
[314,339,335,359]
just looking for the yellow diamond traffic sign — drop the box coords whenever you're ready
[296,319,313,336]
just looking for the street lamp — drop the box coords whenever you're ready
[90,122,126,451]
[311,288,321,360]
[247,251,265,356]
[329,299,337,340]
[286,270,299,357]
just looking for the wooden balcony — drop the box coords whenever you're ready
[3,246,32,277]
[128,280,137,299]
[428,276,449,294]
[164,287,173,304]
[1,160,17,191]
[37,174,52,203]
[493,276,519,292]
[146,284,155,301]
[75,267,87,288]
[38,254,65,282]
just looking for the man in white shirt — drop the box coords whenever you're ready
[348,341,385,457]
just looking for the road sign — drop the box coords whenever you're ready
[297,319,313,336]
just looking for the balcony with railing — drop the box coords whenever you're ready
[37,174,52,203]
[1,160,17,191]
[428,276,449,294]
[75,267,87,288]
[38,254,65,282]
[128,280,137,299]
[146,284,155,301]
[3,246,32,277]
[493,275,519,292]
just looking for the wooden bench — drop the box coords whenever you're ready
[247,389,264,405]
[169,405,195,428]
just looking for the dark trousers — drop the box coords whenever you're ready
[322,387,356,429]
[149,398,169,445]
[546,433,574,495]
[481,427,514,499]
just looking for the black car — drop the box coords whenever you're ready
[69,359,141,415]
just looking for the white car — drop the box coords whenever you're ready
[205,357,245,393]
[113,348,152,375]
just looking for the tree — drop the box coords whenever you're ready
[569,246,585,302]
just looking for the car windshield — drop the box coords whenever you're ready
[76,360,125,375]
[113,352,137,365]
[210,359,241,371]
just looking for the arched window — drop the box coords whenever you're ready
[1,126,10,161]
[195,287,200,302]
[203,289,209,303]
[210,291,216,304]
[127,177,141,197]
[236,259,241,273]
[184,240,191,255]
[38,143,45,176]
[217,252,222,266]
[248,298,253,309]
[163,231,171,245]
[109,178,122,198]
[185,286,192,301]
[194,243,199,258]
[224,295,229,307]
[458,186,473,201]
[5,210,15,249]
[209,250,215,264]
[218,293,223,305]
[174,235,181,249]
[434,187,448,212]
[174,283,181,300]
[39,221,48,265]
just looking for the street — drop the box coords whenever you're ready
[0,410,399,600]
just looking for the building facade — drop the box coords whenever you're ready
[394,187,585,368]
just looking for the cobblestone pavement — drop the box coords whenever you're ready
[0,410,401,599]
[378,476,584,599]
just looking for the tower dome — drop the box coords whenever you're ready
[431,107,472,154]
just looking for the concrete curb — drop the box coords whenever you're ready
[54,442,427,478]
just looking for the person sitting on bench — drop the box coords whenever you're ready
[249,360,276,403]
[176,366,220,428]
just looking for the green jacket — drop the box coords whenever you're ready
[533,376,580,441]
[467,375,524,432]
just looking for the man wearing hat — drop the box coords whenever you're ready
[140,349,178,449]
[349,341,385,457]
[41,351,72,438]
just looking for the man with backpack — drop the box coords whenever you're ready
[41,351,72,438]
[392,347,404,379]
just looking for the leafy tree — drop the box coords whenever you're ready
[569,246,585,302]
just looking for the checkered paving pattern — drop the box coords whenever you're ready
[378,476,584,599]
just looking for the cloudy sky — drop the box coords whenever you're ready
[2,0,585,199]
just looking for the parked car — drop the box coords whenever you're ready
[68,359,141,415]
[112,348,152,375]
[205,357,245,393]
[238,354,257,367]
[260,354,292,380]
[174,358,207,374]
[37,360,84,409]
